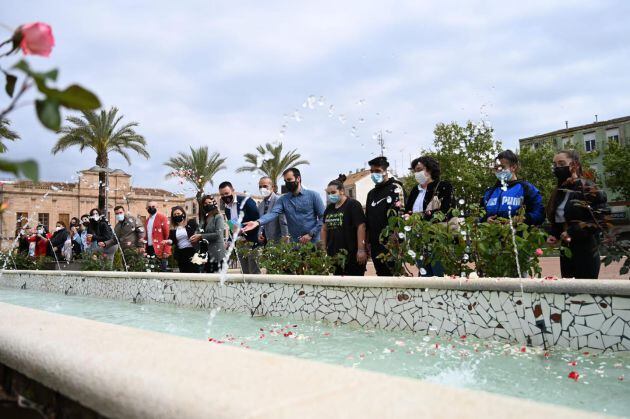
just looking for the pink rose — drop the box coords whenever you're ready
[535,248,543,256]
[18,22,55,57]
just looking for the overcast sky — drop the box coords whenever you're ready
[4,0,630,197]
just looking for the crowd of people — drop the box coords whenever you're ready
[13,149,608,279]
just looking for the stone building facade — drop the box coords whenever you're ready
[518,115,630,203]
[0,167,186,249]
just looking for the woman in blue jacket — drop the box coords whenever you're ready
[482,150,544,226]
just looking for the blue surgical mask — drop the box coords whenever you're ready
[495,170,512,183]
[328,194,340,203]
[371,173,384,184]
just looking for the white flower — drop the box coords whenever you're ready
[407,249,416,258]
[468,271,479,279]
[191,252,208,265]
[404,226,412,232]
[398,232,406,239]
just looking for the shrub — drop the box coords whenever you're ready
[380,205,548,278]
[0,251,52,270]
[238,240,346,275]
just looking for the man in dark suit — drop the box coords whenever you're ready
[257,176,289,244]
[219,181,261,274]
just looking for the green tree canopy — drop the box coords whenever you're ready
[517,144,556,205]
[419,121,503,207]
[236,142,309,191]
[164,146,227,218]
[602,142,630,201]
[52,107,149,212]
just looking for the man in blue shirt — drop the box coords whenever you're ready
[242,168,325,243]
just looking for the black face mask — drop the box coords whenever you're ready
[172,215,185,224]
[285,181,298,192]
[221,195,233,205]
[147,207,157,215]
[553,166,571,184]
[82,221,89,227]
[203,204,217,213]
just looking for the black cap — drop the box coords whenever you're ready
[368,156,389,169]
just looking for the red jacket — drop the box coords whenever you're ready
[145,212,171,258]
[27,234,50,257]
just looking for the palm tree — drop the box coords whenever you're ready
[236,142,309,191]
[52,107,149,213]
[0,118,20,152]
[164,146,227,219]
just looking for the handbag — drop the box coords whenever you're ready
[424,181,442,213]
[427,181,462,232]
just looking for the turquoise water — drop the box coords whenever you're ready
[0,287,628,417]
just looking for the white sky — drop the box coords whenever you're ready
[4,0,630,197]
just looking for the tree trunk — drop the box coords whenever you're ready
[96,154,108,215]
[196,191,203,222]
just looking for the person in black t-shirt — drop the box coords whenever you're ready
[321,175,367,276]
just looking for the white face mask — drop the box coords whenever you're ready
[37,229,44,234]
[415,171,428,185]
[91,215,99,220]
[259,187,271,197]
[116,213,125,222]
[55,226,62,231]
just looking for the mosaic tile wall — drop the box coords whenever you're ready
[1,272,629,352]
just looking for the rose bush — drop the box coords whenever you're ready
[379,205,548,278]
[238,240,346,275]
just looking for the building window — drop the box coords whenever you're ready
[583,132,596,152]
[16,212,28,228]
[606,128,620,145]
[58,213,70,228]
[37,213,49,229]
[533,142,540,149]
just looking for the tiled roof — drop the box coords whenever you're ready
[520,115,630,142]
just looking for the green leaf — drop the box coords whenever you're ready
[13,60,58,82]
[55,84,101,110]
[4,73,17,97]
[35,99,61,130]
[42,68,58,82]
[0,158,38,181]
[13,60,31,74]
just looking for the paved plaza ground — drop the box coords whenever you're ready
[363,257,628,279]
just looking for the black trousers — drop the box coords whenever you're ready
[205,260,223,274]
[370,242,394,277]
[334,255,366,277]
[175,247,199,273]
[560,241,600,279]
